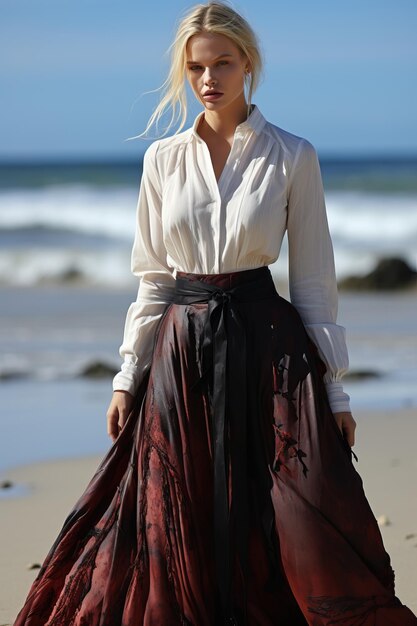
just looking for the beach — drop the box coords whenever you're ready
[1,406,416,623]
[1,154,417,622]
[1,283,417,622]
[0,281,417,625]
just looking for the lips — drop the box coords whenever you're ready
[202,92,224,102]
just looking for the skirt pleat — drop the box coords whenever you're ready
[13,268,417,626]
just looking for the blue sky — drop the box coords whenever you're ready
[1,0,416,159]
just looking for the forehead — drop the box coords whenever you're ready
[186,32,240,60]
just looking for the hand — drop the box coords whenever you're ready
[106,390,134,442]
[332,411,356,447]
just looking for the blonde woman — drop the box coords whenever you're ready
[14,2,417,625]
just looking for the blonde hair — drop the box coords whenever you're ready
[126,1,264,141]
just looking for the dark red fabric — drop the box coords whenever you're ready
[13,267,417,625]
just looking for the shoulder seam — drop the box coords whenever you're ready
[287,138,308,189]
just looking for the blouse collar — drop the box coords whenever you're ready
[190,103,266,142]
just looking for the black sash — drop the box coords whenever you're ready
[172,265,279,622]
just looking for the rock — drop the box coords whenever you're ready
[59,267,85,283]
[27,562,41,570]
[37,266,86,285]
[376,514,391,526]
[0,369,29,381]
[0,480,13,489]
[343,369,381,380]
[80,360,118,379]
[339,256,417,291]
[405,533,416,540]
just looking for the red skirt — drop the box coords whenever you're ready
[13,266,417,625]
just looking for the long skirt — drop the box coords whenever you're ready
[13,265,417,626]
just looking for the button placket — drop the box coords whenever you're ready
[217,131,244,197]
[216,132,245,271]
[201,129,247,272]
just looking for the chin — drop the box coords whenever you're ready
[203,99,230,111]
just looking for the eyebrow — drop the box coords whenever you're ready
[186,53,233,65]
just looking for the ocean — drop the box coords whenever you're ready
[0,155,416,288]
[0,155,416,475]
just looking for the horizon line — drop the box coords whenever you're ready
[1,151,417,166]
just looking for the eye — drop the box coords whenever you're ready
[188,60,229,71]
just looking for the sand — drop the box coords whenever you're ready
[1,407,417,624]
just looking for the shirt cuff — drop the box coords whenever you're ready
[324,381,351,414]
[112,360,142,396]
[304,323,349,380]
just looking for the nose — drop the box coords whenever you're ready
[203,66,217,85]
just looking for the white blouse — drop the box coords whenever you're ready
[112,104,351,414]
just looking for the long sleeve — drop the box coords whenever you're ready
[286,139,351,414]
[112,140,176,396]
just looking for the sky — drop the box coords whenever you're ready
[1,0,417,160]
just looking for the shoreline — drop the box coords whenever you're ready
[1,407,416,623]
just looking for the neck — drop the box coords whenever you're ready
[201,100,252,139]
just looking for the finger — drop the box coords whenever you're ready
[119,398,134,428]
[118,409,129,431]
[343,424,355,448]
[109,430,118,443]
[109,425,119,442]
[107,411,120,442]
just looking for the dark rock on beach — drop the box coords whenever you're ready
[80,360,118,379]
[338,256,417,291]
[0,369,29,381]
[59,267,85,283]
[0,480,13,490]
[37,266,86,285]
[343,369,382,380]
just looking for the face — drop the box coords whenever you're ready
[185,32,249,114]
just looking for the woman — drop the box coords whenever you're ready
[13,2,417,625]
